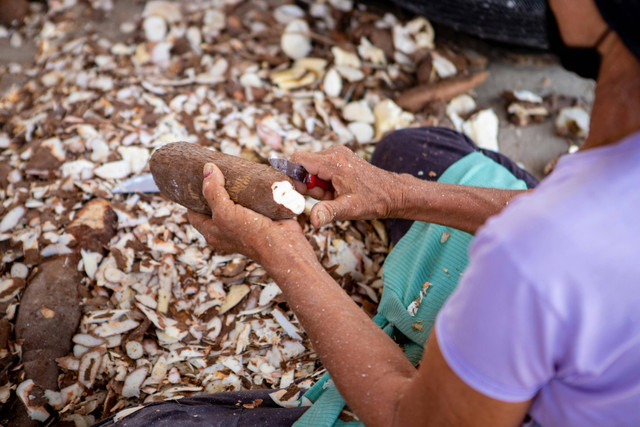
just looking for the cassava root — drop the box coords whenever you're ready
[150,142,303,220]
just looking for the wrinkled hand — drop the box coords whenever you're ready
[291,146,401,228]
[187,163,312,266]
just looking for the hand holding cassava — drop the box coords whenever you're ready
[187,163,315,267]
[292,146,403,228]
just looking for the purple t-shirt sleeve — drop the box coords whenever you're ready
[435,230,567,402]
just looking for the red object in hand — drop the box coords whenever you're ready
[305,173,332,190]
[269,158,333,191]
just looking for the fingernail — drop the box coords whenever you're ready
[317,210,326,227]
[203,163,214,178]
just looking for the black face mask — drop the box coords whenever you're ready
[545,5,610,80]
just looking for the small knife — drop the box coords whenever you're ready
[269,158,332,191]
[111,173,159,193]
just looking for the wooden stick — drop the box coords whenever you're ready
[395,71,490,112]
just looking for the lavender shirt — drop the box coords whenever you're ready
[436,131,640,426]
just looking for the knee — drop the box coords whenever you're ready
[371,128,423,169]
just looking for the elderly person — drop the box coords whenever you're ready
[95,0,640,425]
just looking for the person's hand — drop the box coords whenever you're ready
[291,146,402,228]
[187,163,313,267]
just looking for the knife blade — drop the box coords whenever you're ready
[269,158,332,190]
[111,173,160,193]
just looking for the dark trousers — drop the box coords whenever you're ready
[91,127,537,427]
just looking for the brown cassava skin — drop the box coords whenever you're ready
[150,142,299,220]
[7,255,82,427]
[15,255,82,391]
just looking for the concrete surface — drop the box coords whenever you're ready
[473,53,595,179]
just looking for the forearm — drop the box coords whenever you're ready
[260,246,415,427]
[392,173,529,234]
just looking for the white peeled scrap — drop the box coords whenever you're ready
[281,19,312,60]
[348,122,374,143]
[296,57,327,73]
[432,52,457,79]
[393,25,416,55]
[206,316,222,340]
[513,90,543,103]
[462,109,500,152]
[143,16,167,42]
[157,254,176,314]
[168,366,181,383]
[330,240,359,276]
[323,68,342,98]
[113,406,145,423]
[17,380,50,422]
[186,26,202,53]
[61,159,95,179]
[406,17,435,50]
[122,367,149,398]
[219,284,250,315]
[271,308,303,340]
[203,9,225,36]
[119,146,150,175]
[280,370,295,389]
[41,137,66,161]
[373,99,414,139]
[157,325,188,345]
[125,341,144,359]
[446,94,477,132]
[273,4,305,24]
[556,106,590,138]
[358,37,386,65]
[221,355,243,374]
[334,65,364,82]
[151,42,172,67]
[0,132,10,148]
[342,100,375,124]
[256,121,283,150]
[259,283,282,307]
[0,279,22,303]
[94,319,140,337]
[271,181,305,215]
[330,116,354,143]
[56,355,80,371]
[147,355,167,384]
[94,160,131,180]
[332,46,361,68]
[269,388,301,408]
[72,334,107,348]
[45,383,83,410]
[142,339,159,356]
[81,250,103,280]
[78,347,105,388]
[143,1,182,23]
[329,0,353,12]
[0,206,26,232]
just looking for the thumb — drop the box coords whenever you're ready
[202,163,231,211]
[310,197,352,228]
